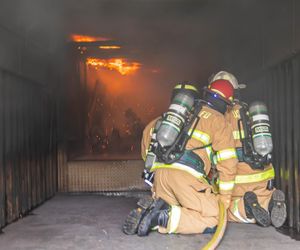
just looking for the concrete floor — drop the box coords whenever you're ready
[0,194,298,250]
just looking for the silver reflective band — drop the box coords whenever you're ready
[168,205,181,233]
[219,180,235,191]
[252,114,269,121]
[190,129,211,144]
[216,148,237,162]
[169,104,187,114]
[233,199,255,223]
[233,130,245,140]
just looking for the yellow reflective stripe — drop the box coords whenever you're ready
[151,162,208,184]
[174,84,198,92]
[233,199,254,223]
[168,205,181,233]
[189,129,213,162]
[233,130,245,140]
[219,180,235,191]
[205,145,214,163]
[212,155,217,165]
[216,148,237,162]
[149,127,154,136]
[189,129,211,144]
[210,88,226,98]
[235,167,275,184]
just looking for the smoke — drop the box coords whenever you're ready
[57,0,265,159]
[0,0,65,52]
[0,0,216,82]
[80,63,172,158]
[87,64,172,121]
[0,0,291,159]
[0,0,268,83]
[0,0,290,83]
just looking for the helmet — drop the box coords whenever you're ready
[210,71,246,89]
[171,82,200,101]
[206,79,234,104]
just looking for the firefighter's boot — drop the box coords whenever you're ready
[268,190,287,228]
[122,195,154,235]
[244,191,271,227]
[137,198,169,236]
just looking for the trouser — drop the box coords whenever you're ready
[228,180,274,223]
[152,168,219,234]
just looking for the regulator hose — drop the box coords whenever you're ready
[202,201,227,250]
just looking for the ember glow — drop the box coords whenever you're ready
[86,58,141,75]
[71,34,109,42]
[75,56,170,159]
[99,45,121,50]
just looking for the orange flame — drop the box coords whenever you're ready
[86,58,141,75]
[71,34,109,42]
[99,45,121,50]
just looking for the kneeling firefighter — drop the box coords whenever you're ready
[123,80,238,236]
[210,71,287,227]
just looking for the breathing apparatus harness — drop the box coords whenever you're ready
[237,100,273,170]
[143,83,209,186]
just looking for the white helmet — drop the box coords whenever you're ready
[210,71,246,89]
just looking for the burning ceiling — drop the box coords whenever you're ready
[99,45,121,50]
[86,57,141,75]
[70,33,140,75]
[70,34,109,42]
[67,33,167,158]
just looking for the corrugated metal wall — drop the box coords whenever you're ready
[248,53,300,239]
[0,69,58,230]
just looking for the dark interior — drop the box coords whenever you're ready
[0,0,299,249]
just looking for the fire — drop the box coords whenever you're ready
[71,34,109,42]
[99,45,121,50]
[86,58,141,75]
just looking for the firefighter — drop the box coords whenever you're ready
[123,80,238,236]
[210,71,287,228]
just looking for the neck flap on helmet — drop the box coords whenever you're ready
[203,91,228,114]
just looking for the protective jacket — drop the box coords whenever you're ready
[226,104,275,223]
[142,105,238,208]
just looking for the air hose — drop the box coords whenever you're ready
[202,201,227,250]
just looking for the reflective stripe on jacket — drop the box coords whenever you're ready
[235,167,275,184]
[150,162,209,185]
[142,106,238,198]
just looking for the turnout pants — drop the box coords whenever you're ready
[152,168,219,234]
[228,180,274,223]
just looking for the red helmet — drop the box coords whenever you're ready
[206,79,234,104]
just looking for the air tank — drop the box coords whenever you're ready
[249,101,273,156]
[156,92,194,147]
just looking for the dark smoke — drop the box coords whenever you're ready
[1,0,294,159]
[0,0,292,82]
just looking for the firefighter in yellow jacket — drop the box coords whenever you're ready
[210,71,287,228]
[123,80,238,236]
